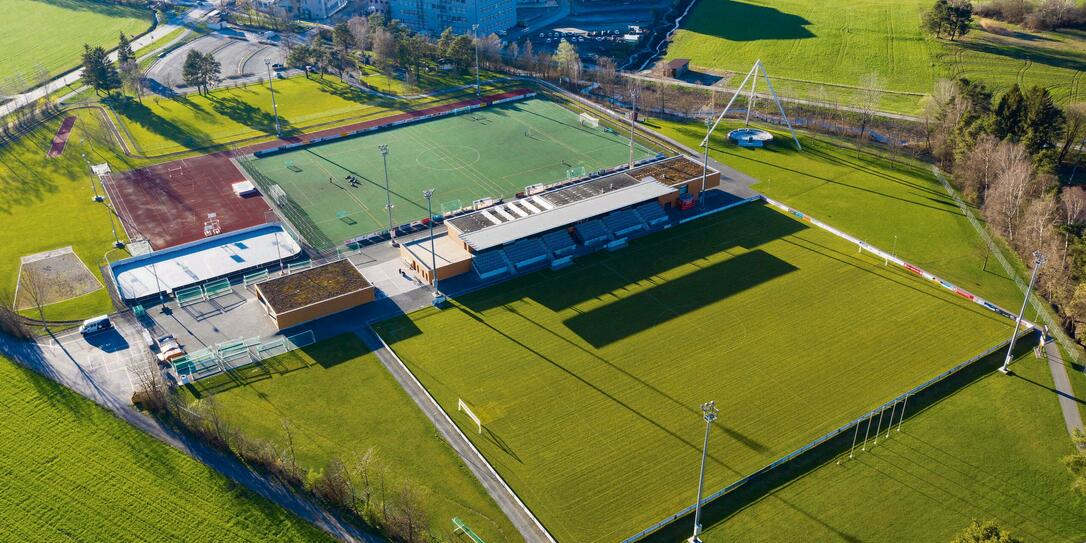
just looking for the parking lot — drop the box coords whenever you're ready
[146,30,285,90]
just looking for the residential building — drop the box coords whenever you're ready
[390,0,516,37]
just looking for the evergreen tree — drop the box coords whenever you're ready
[438,27,455,57]
[181,50,222,95]
[117,32,134,65]
[1022,85,1066,169]
[81,44,120,95]
[992,84,1026,141]
[952,520,1023,543]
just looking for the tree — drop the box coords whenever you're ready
[953,520,1024,543]
[554,39,582,82]
[119,59,146,103]
[982,141,1038,241]
[857,72,883,139]
[117,31,134,65]
[347,16,371,52]
[181,50,222,95]
[81,44,120,95]
[1058,103,1086,165]
[992,84,1027,141]
[437,27,455,57]
[372,28,399,78]
[1022,85,1066,170]
[333,22,356,58]
[446,35,474,73]
[924,0,974,40]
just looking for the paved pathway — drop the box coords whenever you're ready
[0,7,209,118]
[1044,339,1086,448]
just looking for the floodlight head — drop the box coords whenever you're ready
[700,400,718,423]
[423,189,434,200]
[378,144,389,156]
[1032,251,1045,266]
[264,58,271,66]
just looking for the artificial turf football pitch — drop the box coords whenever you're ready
[240,98,657,248]
[374,202,1013,543]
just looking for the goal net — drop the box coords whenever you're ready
[579,112,600,128]
[458,398,482,434]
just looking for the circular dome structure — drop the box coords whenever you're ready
[728,127,773,148]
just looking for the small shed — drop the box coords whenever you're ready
[662,58,690,78]
[254,259,375,330]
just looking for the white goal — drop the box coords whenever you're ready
[458,398,482,434]
[579,112,600,128]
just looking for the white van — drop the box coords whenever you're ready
[79,315,112,335]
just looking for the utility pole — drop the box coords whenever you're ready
[700,116,711,205]
[690,400,718,543]
[82,153,103,202]
[379,144,395,245]
[1001,250,1045,374]
[473,24,481,96]
[105,202,123,249]
[265,59,281,137]
[424,189,441,298]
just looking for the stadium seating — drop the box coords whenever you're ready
[634,202,669,228]
[473,250,512,280]
[602,209,646,238]
[541,230,577,258]
[573,220,610,247]
[505,238,549,270]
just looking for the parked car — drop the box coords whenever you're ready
[79,315,111,335]
[155,335,186,365]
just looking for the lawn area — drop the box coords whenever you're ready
[240,97,657,247]
[666,0,1086,114]
[357,63,506,96]
[107,75,519,158]
[646,117,1024,310]
[375,202,1013,543]
[683,350,1086,542]
[182,334,521,543]
[0,0,151,88]
[0,357,332,542]
[0,108,148,321]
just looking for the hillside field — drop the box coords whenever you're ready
[376,202,1013,543]
[666,0,1086,113]
[0,357,331,542]
[0,0,151,89]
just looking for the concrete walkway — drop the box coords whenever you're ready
[1044,339,1086,448]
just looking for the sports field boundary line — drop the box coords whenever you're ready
[361,324,557,543]
[621,331,1030,543]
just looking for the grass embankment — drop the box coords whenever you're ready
[356,63,506,96]
[0,357,332,542]
[666,0,1085,114]
[0,108,150,321]
[689,350,1086,542]
[107,75,520,158]
[647,117,1023,310]
[0,0,151,87]
[182,334,521,543]
[376,203,1013,543]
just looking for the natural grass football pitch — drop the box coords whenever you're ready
[666,0,1086,113]
[241,98,657,246]
[0,0,150,88]
[0,357,331,542]
[375,202,1013,543]
[183,334,520,543]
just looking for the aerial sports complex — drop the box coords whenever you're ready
[94,81,1033,543]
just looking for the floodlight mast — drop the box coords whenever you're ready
[265,59,281,137]
[424,189,441,295]
[82,153,104,202]
[628,79,639,169]
[378,144,395,245]
[1000,251,1045,373]
[473,24,481,96]
[690,400,718,543]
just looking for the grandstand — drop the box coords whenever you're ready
[399,155,720,284]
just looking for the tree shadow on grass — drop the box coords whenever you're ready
[209,95,301,138]
[108,95,216,151]
[682,0,814,42]
[34,0,148,20]
[312,77,400,110]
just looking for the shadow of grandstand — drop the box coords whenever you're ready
[638,333,1033,543]
[459,202,807,313]
[564,249,797,348]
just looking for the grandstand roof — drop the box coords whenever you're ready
[449,173,673,251]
